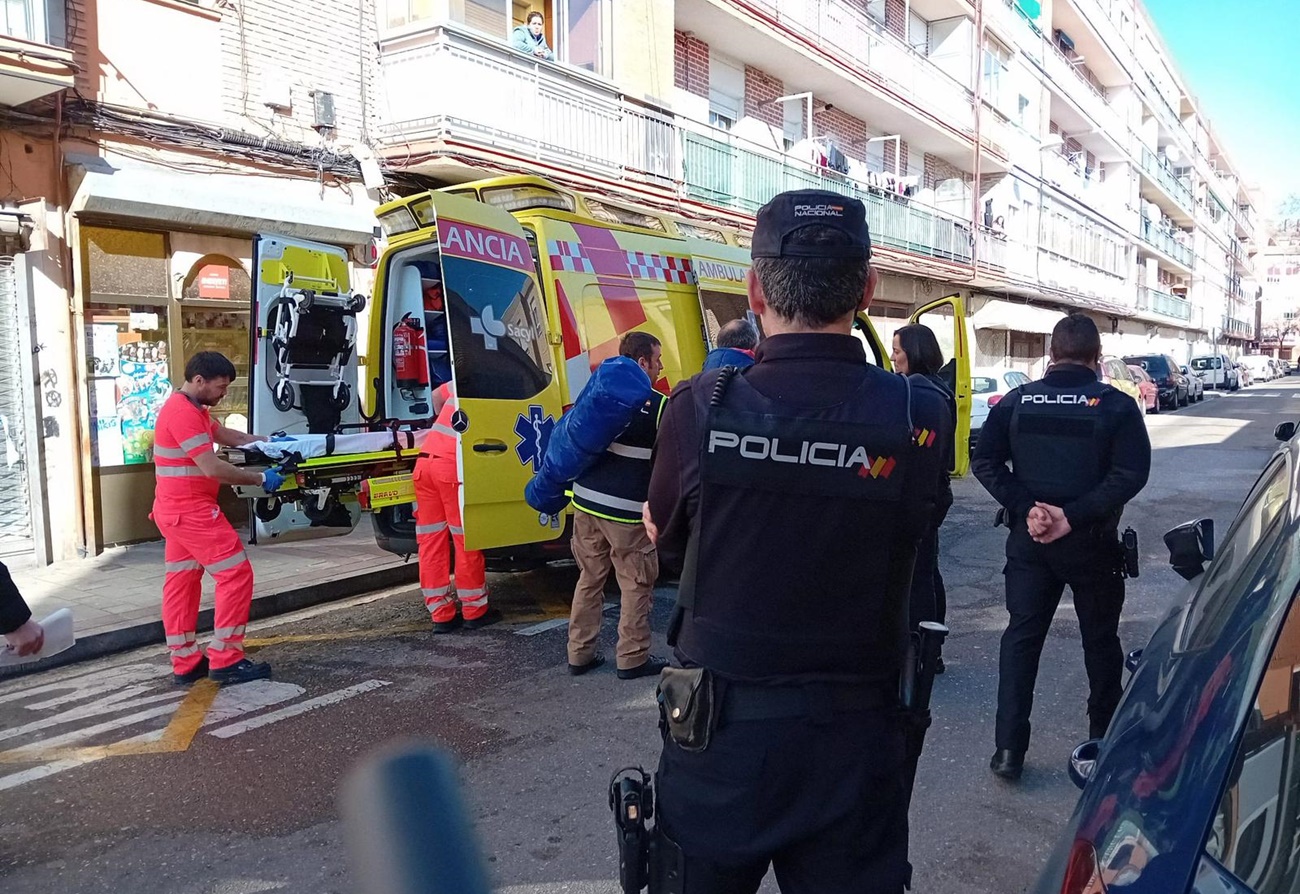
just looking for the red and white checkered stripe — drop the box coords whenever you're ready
[625,252,695,284]
[548,240,595,274]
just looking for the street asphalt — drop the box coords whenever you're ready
[0,375,1294,894]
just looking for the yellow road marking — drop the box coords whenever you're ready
[0,680,220,764]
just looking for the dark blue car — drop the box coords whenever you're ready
[1033,420,1300,894]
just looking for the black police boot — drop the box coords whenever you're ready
[209,659,273,686]
[173,656,210,686]
[990,748,1025,780]
[617,656,669,680]
[463,607,502,630]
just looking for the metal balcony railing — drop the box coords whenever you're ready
[1137,286,1192,322]
[377,25,973,265]
[741,0,975,132]
[1222,315,1253,338]
[1043,39,1125,145]
[1139,147,1194,214]
[1138,217,1195,268]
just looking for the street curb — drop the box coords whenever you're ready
[0,561,419,681]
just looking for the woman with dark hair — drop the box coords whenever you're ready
[892,323,955,672]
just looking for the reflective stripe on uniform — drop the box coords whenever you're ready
[165,632,196,646]
[213,624,247,639]
[180,433,212,452]
[153,445,187,459]
[171,643,201,658]
[422,586,450,599]
[458,588,488,609]
[415,522,447,536]
[156,466,207,477]
[165,559,202,573]
[607,443,652,460]
[571,483,644,514]
[448,524,464,536]
[431,424,459,439]
[207,551,249,574]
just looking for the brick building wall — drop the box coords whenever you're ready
[744,66,785,129]
[674,30,710,98]
[924,153,971,189]
[882,139,909,176]
[885,0,908,39]
[815,106,867,161]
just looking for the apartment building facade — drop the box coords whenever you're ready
[1260,221,1300,363]
[0,0,1261,564]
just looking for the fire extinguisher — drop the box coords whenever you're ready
[393,312,429,391]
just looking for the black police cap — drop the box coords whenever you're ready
[750,190,871,261]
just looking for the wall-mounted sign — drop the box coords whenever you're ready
[196,264,231,300]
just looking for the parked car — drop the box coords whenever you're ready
[1241,354,1277,382]
[1190,353,1241,390]
[1179,364,1205,402]
[969,367,1033,450]
[1238,363,1254,387]
[1127,364,1159,414]
[1031,419,1300,894]
[1123,353,1190,409]
[1099,357,1144,411]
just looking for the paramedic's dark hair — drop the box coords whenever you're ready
[1050,313,1102,365]
[752,226,870,327]
[527,11,543,23]
[619,331,661,364]
[894,323,944,377]
[185,351,237,382]
[716,318,759,350]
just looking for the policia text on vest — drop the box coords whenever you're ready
[631,190,955,894]
[971,322,1151,783]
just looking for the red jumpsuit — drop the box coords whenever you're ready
[413,383,489,623]
[151,392,253,673]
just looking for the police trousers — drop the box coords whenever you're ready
[655,684,910,894]
[996,525,1125,753]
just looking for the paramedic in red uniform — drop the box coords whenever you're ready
[412,381,501,632]
[153,351,286,686]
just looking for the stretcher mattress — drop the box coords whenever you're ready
[241,429,432,462]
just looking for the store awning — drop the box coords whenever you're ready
[969,299,1065,335]
[68,156,378,247]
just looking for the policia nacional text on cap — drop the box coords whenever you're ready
[632,190,953,893]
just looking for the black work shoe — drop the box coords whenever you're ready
[463,607,502,630]
[568,653,606,676]
[617,656,669,680]
[432,615,463,634]
[173,656,209,686]
[990,748,1025,780]
[934,657,946,675]
[209,659,272,686]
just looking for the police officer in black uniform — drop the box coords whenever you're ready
[972,313,1150,781]
[644,190,951,893]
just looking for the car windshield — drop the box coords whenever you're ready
[1005,372,1030,388]
[972,376,997,394]
[1192,357,1218,370]
[1126,356,1167,374]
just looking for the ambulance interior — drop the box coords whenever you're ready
[385,245,451,421]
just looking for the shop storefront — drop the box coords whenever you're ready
[68,156,377,552]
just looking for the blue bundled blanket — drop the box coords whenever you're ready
[525,357,652,515]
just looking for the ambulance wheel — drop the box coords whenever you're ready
[303,492,340,524]
[347,293,367,313]
[254,497,282,522]
[272,380,295,412]
[330,383,352,411]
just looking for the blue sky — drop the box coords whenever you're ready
[1141,0,1299,214]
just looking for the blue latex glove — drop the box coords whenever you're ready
[261,467,287,493]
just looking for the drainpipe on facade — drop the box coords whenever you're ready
[970,0,985,278]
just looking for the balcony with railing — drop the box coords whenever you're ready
[726,0,976,136]
[1042,40,1126,149]
[1138,217,1194,270]
[1222,314,1253,339]
[377,24,973,266]
[0,0,74,106]
[1136,285,1192,322]
[1138,146,1194,217]
[1140,72,1193,156]
[1040,151,1124,223]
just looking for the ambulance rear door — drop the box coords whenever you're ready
[414,192,566,550]
[688,242,753,352]
[909,294,971,477]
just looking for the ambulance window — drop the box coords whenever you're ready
[520,225,545,282]
[442,256,552,400]
[698,289,753,347]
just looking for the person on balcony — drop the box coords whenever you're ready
[512,12,555,61]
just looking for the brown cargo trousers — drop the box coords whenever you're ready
[567,509,658,670]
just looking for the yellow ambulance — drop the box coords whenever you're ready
[243,176,970,562]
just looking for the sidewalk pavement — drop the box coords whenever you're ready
[1,523,418,678]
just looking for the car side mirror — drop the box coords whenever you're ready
[1276,421,1297,442]
[1125,648,1144,674]
[1164,518,1215,581]
[1068,738,1102,790]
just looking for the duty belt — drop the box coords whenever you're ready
[720,681,892,724]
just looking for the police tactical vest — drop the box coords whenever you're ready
[572,392,667,523]
[675,366,924,685]
[1009,377,1113,507]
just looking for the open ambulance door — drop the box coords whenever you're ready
[249,233,365,540]
[380,191,566,551]
[687,243,753,357]
[910,294,971,477]
[853,313,892,369]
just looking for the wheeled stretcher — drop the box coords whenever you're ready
[226,429,431,525]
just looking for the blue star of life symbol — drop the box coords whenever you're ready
[514,404,555,473]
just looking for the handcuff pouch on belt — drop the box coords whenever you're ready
[657,667,717,753]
